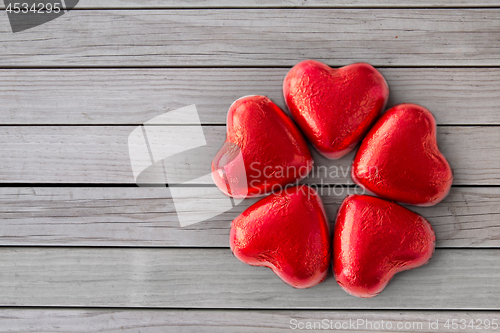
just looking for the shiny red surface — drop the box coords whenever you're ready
[333,195,436,298]
[230,185,330,289]
[283,60,389,159]
[352,103,453,206]
[212,95,313,198]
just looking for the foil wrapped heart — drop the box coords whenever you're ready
[230,185,331,288]
[283,60,389,159]
[352,103,453,206]
[333,195,436,298]
[212,95,313,198]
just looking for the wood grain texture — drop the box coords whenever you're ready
[0,247,498,309]
[0,0,498,326]
[1,9,500,67]
[0,309,498,333]
[0,126,497,185]
[0,187,499,248]
[2,68,500,125]
[3,0,500,9]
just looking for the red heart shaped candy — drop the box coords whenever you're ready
[212,96,313,198]
[334,195,436,298]
[283,60,389,159]
[352,103,453,206]
[230,185,330,288]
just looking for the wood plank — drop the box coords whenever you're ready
[3,1,500,9]
[0,126,498,185]
[0,309,498,332]
[0,247,498,309]
[3,68,500,125]
[1,10,500,67]
[0,187,499,248]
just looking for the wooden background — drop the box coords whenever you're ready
[0,0,499,331]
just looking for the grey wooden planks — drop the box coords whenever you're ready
[2,68,500,125]
[0,247,498,309]
[2,10,500,67]
[3,0,500,9]
[0,0,498,325]
[0,126,498,185]
[0,309,498,333]
[0,187,499,248]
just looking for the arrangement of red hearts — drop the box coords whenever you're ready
[212,60,453,297]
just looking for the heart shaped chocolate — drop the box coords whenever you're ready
[283,60,389,159]
[334,195,436,298]
[230,185,330,288]
[212,95,313,198]
[352,103,453,206]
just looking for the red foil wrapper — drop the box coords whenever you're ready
[334,195,436,298]
[352,103,453,206]
[230,185,330,289]
[212,95,313,198]
[283,60,389,159]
